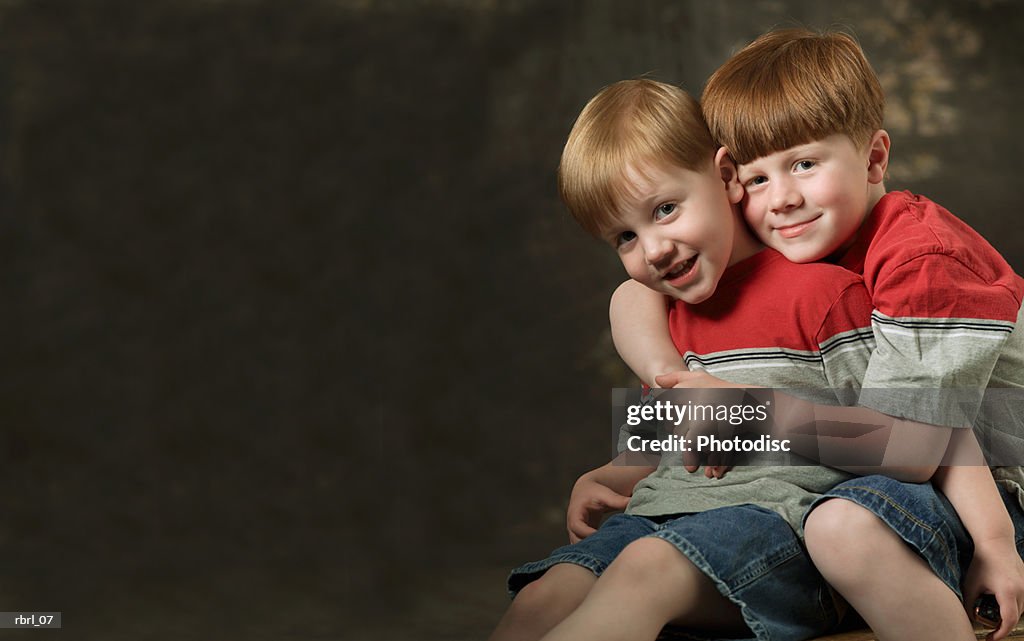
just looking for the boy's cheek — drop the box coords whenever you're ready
[741,214,770,243]
[739,200,765,230]
[619,260,658,294]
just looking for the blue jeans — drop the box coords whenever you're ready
[508,505,841,641]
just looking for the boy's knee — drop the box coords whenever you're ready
[805,498,889,568]
[611,537,684,582]
[513,575,563,614]
[511,565,592,616]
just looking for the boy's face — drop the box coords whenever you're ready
[736,134,876,263]
[601,159,740,305]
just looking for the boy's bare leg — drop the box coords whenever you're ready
[540,538,748,641]
[804,499,975,641]
[488,563,597,641]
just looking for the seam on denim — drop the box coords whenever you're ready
[736,544,804,590]
[652,530,772,641]
[832,485,937,530]
[506,553,607,598]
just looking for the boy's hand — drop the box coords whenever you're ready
[655,370,744,389]
[962,536,1024,641]
[566,473,630,544]
[653,373,753,478]
[680,418,738,476]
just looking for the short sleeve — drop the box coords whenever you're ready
[858,254,1019,427]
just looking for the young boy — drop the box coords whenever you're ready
[489,78,883,641]
[610,28,1024,641]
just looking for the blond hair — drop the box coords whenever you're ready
[558,79,715,236]
[702,28,885,165]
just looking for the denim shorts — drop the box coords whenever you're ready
[805,474,1024,599]
[508,505,841,641]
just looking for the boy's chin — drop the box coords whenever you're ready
[773,243,831,264]
[664,284,716,305]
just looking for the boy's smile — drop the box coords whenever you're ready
[601,156,757,305]
[774,214,823,239]
[663,254,699,286]
[736,133,888,263]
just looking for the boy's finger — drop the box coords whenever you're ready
[994,594,1018,641]
[568,519,596,544]
[708,450,723,471]
[597,487,630,510]
[566,506,586,529]
[655,372,684,388]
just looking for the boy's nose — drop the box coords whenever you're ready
[770,179,803,213]
[642,235,673,265]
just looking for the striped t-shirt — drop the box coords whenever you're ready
[625,249,875,533]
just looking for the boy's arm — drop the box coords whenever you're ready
[932,433,1024,638]
[655,369,952,482]
[861,246,1024,633]
[609,280,684,387]
[770,391,951,481]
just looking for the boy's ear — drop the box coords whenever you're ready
[866,129,890,184]
[714,146,744,204]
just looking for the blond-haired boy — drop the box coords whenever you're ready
[490,78,880,641]
[612,29,1024,641]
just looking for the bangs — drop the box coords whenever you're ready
[705,72,844,165]
[702,29,884,166]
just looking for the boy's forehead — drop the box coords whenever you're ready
[594,167,658,234]
[611,162,674,211]
[619,160,696,198]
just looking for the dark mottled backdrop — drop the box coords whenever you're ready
[3,1,1022,639]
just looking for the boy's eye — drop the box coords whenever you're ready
[655,203,676,219]
[745,176,768,187]
[794,160,815,172]
[616,231,637,248]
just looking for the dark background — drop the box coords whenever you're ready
[3,1,1022,639]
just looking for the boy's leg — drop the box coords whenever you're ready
[540,537,748,641]
[804,478,976,641]
[489,563,596,641]
[543,504,840,641]
[492,513,659,641]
